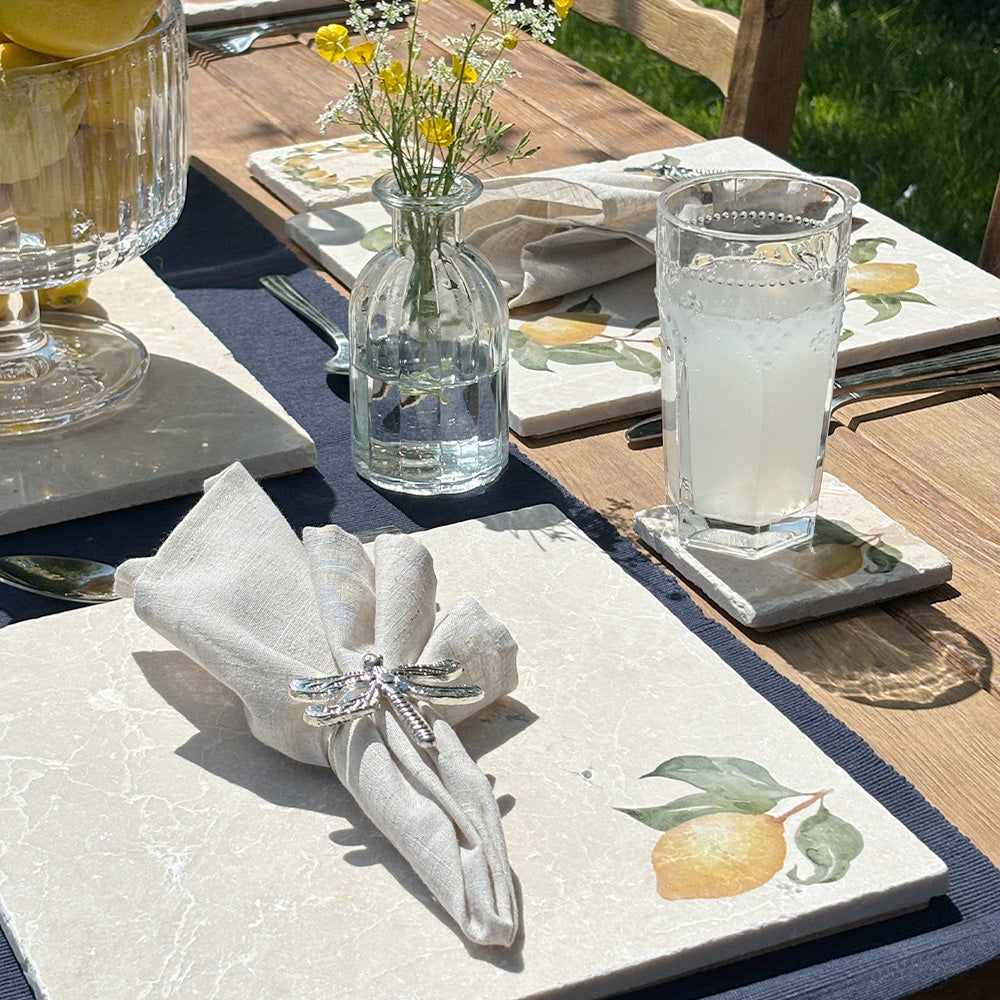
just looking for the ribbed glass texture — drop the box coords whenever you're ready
[349,172,509,496]
[0,0,188,292]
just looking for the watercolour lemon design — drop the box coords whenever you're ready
[509,294,660,376]
[273,136,391,197]
[791,517,902,581]
[619,755,864,900]
[841,232,934,341]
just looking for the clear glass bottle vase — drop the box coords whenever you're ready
[349,172,509,495]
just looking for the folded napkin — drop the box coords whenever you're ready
[183,0,348,27]
[115,462,520,946]
[464,160,667,308]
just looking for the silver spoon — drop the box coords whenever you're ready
[259,274,350,374]
[0,526,403,604]
[0,555,118,604]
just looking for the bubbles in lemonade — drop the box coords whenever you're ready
[662,257,843,527]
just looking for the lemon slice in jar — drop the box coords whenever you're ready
[0,57,85,184]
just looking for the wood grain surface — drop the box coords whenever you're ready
[185,5,1000,995]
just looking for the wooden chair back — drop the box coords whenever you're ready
[569,0,814,156]
[980,177,1000,276]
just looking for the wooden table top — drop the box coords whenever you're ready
[186,3,1000,996]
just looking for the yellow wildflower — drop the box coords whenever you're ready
[554,0,573,18]
[345,41,376,65]
[380,60,407,94]
[501,32,518,50]
[419,117,455,147]
[451,53,477,84]
[315,23,349,63]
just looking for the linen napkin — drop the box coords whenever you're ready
[115,462,520,946]
[463,140,802,309]
[464,160,667,308]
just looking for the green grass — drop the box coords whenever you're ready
[552,0,1000,264]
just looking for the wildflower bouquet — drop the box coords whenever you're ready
[315,0,572,198]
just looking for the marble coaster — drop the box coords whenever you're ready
[0,504,948,1000]
[0,259,315,535]
[634,474,952,630]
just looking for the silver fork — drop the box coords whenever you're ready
[187,11,349,56]
[260,274,350,373]
[186,3,401,57]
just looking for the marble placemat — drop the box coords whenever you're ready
[287,206,661,436]
[634,474,952,630]
[0,259,315,535]
[0,504,947,1000]
[279,137,1000,436]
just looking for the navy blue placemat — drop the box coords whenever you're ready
[2,168,999,1000]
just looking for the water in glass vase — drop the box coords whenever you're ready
[348,171,510,495]
[351,356,509,495]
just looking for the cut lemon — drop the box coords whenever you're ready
[0,39,53,70]
[0,0,159,59]
[39,279,93,310]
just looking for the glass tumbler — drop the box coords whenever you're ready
[656,171,854,558]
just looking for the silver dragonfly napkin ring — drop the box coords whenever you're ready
[289,653,484,747]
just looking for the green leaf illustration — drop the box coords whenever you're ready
[849,236,897,265]
[643,756,801,813]
[864,540,903,575]
[839,328,855,342]
[616,791,762,833]
[613,344,661,378]
[630,316,660,336]
[545,341,622,365]
[890,291,934,306]
[861,294,903,323]
[509,330,553,371]
[858,291,935,324]
[787,803,865,884]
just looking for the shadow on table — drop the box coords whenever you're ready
[766,595,992,709]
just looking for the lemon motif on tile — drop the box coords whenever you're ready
[618,755,864,900]
[791,519,901,581]
[846,261,919,295]
[652,812,786,900]
[509,294,660,376]
[519,295,610,346]
[844,233,933,328]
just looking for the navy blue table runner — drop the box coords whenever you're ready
[1,169,999,1000]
